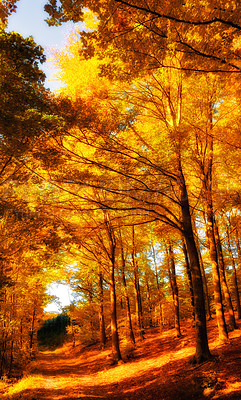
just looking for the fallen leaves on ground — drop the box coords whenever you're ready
[2,318,241,400]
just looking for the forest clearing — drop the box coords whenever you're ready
[2,319,241,400]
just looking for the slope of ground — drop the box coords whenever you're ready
[2,318,241,400]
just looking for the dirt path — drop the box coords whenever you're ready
[4,320,241,400]
[6,344,115,400]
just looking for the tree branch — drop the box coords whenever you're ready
[114,0,241,30]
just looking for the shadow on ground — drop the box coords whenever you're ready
[5,319,241,400]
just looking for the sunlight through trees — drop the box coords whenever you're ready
[1,0,241,384]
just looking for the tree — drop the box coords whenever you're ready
[119,226,135,345]
[45,0,241,74]
[0,29,61,221]
[0,30,53,150]
[187,77,229,342]
[166,243,181,337]
[149,238,165,328]
[181,238,195,322]
[131,226,145,340]
[0,28,66,377]
[222,212,241,320]
[61,209,123,362]
[0,1,18,27]
[36,33,212,362]
[214,218,237,331]
[38,314,70,348]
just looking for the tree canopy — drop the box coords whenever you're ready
[1,0,241,380]
[44,0,241,73]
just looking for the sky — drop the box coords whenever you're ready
[45,283,75,313]
[7,0,82,91]
[7,0,80,312]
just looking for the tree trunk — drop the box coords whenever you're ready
[109,259,122,362]
[88,288,95,340]
[199,248,212,320]
[0,337,7,377]
[70,317,76,348]
[151,242,163,328]
[235,227,241,260]
[8,339,14,378]
[119,232,135,345]
[201,105,228,343]
[121,266,135,345]
[98,268,107,349]
[133,264,145,339]
[204,208,228,342]
[132,226,145,340]
[167,244,181,337]
[182,239,195,321]
[214,219,237,330]
[20,319,23,349]
[193,218,212,320]
[226,226,241,319]
[234,227,241,319]
[145,272,153,328]
[179,172,211,363]
[106,219,122,363]
[29,307,36,355]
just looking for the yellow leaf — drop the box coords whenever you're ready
[83,10,99,31]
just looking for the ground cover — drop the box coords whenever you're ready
[2,318,241,400]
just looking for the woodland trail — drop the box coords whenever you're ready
[3,319,241,400]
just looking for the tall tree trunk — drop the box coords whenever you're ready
[235,227,241,258]
[214,219,237,330]
[234,227,241,318]
[202,105,228,343]
[20,319,23,349]
[121,265,135,345]
[179,171,211,363]
[8,339,14,378]
[182,239,195,321]
[151,242,164,328]
[70,317,76,348]
[109,259,122,362]
[145,272,153,328]
[226,226,241,319]
[98,267,107,349]
[0,289,7,377]
[119,230,135,345]
[105,219,122,363]
[199,246,212,320]
[0,337,7,377]
[204,208,228,341]
[193,218,212,320]
[167,244,181,337]
[29,307,36,356]
[88,287,95,340]
[133,263,145,339]
[132,226,145,340]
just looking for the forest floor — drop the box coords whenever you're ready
[2,318,241,400]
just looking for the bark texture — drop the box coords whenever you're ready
[179,172,211,363]
[167,244,181,337]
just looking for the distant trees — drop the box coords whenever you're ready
[0,193,69,377]
[38,314,70,348]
